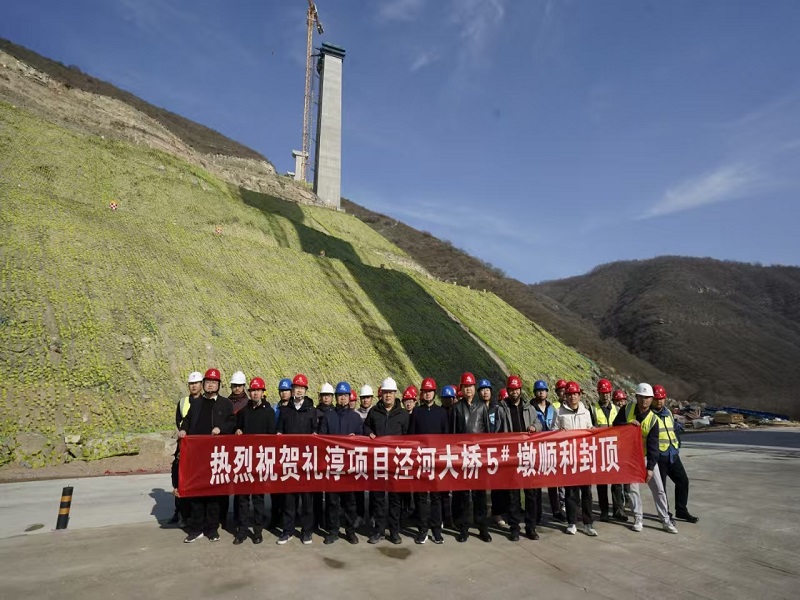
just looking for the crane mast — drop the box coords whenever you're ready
[301,0,323,182]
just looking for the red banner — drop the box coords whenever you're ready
[178,426,645,497]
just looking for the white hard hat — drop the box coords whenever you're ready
[187,371,203,383]
[635,383,654,397]
[230,371,247,385]
[381,377,398,392]
[320,382,335,395]
[359,385,374,397]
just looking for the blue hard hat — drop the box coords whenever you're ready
[533,380,549,391]
[278,378,292,391]
[441,385,457,398]
[477,378,492,390]
[335,381,351,395]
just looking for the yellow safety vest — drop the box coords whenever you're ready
[592,403,618,426]
[179,396,192,419]
[551,399,562,410]
[655,411,679,452]
[625,403,657,456]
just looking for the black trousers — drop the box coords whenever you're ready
[441,492,454,527]
[508,489,538,532]
[565,485,593,525]
[313,492,326,531]
[282,492,313,536]
[414,491,443,534]
[596,484,625,515]
[327,492,358,535]
[490,489,509,517]
[269,494,284,528]
[658,456,690,513]
[534,488,561,521]
[171,458,191,521]
[453,490,488,532]
[370,491,401,535]
[235,494,267,530]
[355,491,367,520]
[188,496,221,535]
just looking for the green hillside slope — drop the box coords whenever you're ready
[0,102,594,465]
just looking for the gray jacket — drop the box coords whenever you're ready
[496,399,543,433]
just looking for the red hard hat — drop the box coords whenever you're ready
[403,385,418,400]
[349,389,358,402]
[292,373,308,387]
[506,374,522,390]
[612,389,628,401]
[597,379,613,394]
[204,368,221,381]
[248,377,266,391]
[460,372,476,386]
[499,388,509,400]
[420,377,437,392]
[456,385,464,398]
[565,381,581,394]
[653,385,667,400]
[377,386,383,396]
[555,379,568,390]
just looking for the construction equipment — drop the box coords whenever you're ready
[301,0,323,182]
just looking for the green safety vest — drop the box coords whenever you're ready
[179,396,192,419]
[592,403,618,426]
[656,410,679,452]
[625,403,657,456]
[551,399,561,410]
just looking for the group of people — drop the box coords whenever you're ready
[172,369,699,546]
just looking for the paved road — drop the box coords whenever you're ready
[682,426,800,449]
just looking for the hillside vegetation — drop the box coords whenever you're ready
[0,102,595,465]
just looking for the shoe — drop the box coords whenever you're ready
[583,524,598,537]
[388,533,402,545]
[600,513,610,522]
[368,533,382,544]
[676,511,699,523]
[183,532,204,543]
[662,521,678,534]
[207,530,220,542]
[456,531,469,543]
[324,534,337,545]
[431,530,444,545]
[495,517,508,528]
[346,531,359,545]
[276,532,291,545]
[479,530,492,543]
[632,519,643,532]
[553,512,567,523]
[415,531,428,545]
[253,532,263,544]
[612,511,629,522]
[566,524,577,535]
[509,530,520,542]
[233,532,247,545]
[525,529,539,541]
[301,532,313,545]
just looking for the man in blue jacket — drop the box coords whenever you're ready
[320,381,364,544]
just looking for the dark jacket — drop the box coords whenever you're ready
[175,395,201,430]
[364,400,409,437]
[451,399,490,434]
[320,405,364,436]
[613,403,660,471]
[496,399,543,433]
[236,401,277,435]
[409,403,449,435]
[229,392,249,415]
[486,400,499,433]
[180,394,235,435]
[316,403,334,431]
[533,401,557,431]
[277,396,318,434]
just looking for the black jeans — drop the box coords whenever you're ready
[453,490,488,532]
[188,496,221,535]
[490,489,509,518]
[235,494,266,530]
[370,491,401,535]
[355,491,367,520]
[327,492,358,535]
[534,488,561,521]
[441,491,454,527]
[269,494,284,528]
[313,492,326,531]
[565,485,593,525]
[658,456,690,513]
[282,492,313,536]
[596,484,625,515]
[414,491,443,534]
[507,489,538,532]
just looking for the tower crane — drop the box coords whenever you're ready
[300,0,323,182]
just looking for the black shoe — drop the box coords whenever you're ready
[276,532,291,545]
[612,511,629,522]
[526,529,539,541]
[415,531,428,545]
[233,532,247,545]
[389,532,402,545]
[368,533,382,544]
[253,532,263,544]
[346,531,359,545]
[207,530,220,542]
[479,530,492,543]
[553,512,567,522]
[432,530,444,544]
[600,512,610,522]
[456,531,469,543]
[301,532,313,545]
[510,530,520,542]
[676,511,699,523]
[183,532,204,543]
[324,534,337,545]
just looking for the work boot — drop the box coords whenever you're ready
[388,532,402,545]
[456,530,469,543]
[233,529,247,545]
[525,528,539,541]
[676,510,699,523]
[324,533,337,545]
[479,528,492,543]
[509,529,520,542]
[346,531,359,545]
[253,528,263,544]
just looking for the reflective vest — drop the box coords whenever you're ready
[551,399,562,410]
[591,403,618,426]
[625,403,657,455]
[179,396,192,419]
[655,410,679,452]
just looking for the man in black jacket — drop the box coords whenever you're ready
[314,383,336,532]
[170,371,204,526]
[450,372,491,543]
[275,373,318,545]
[320,381,364,544]
[178,368,235,543]
[231,377,276,545]
[409,377,447,544]
[364,377,409,544]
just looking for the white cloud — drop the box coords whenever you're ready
[641,163,765,219]
[377,0,426,23]
[410,50,439,72]
[450,0,506,56]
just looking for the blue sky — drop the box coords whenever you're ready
[3,0,799,282]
